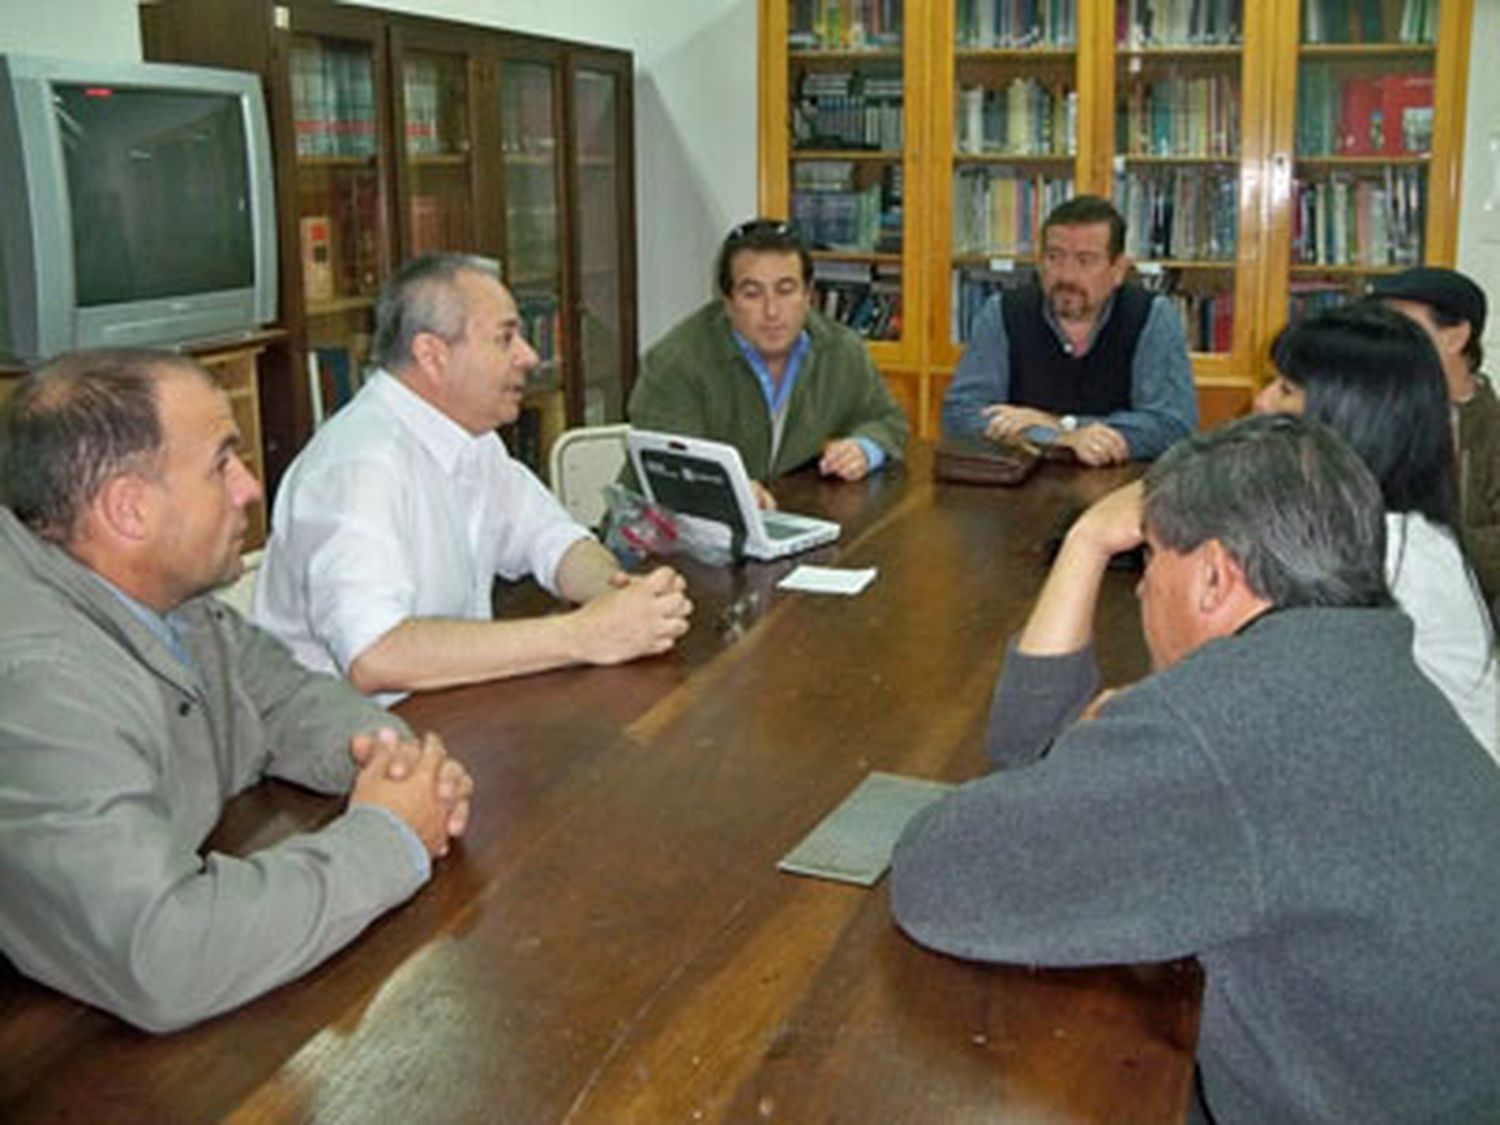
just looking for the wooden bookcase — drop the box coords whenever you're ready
[140,0,639,486]
[758,0,1472,437]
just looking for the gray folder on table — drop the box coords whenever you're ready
[778,771,955,887]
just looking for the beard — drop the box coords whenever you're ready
[1047,283,1091,320]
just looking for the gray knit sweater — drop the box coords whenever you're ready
[892,608,1500,1123]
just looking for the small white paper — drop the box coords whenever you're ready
[776,565,877,596]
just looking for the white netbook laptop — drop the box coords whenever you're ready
[627,429,842,561]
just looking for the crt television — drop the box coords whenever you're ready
[0,53,278,363]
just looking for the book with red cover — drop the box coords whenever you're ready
[1380,74,1434,154]
[1338,77,1384,155]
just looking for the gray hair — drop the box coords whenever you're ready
[1143,413,1392,609]
[0,348,205,543]
[370,252,501,371]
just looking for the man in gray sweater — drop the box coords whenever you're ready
[891,414,1500,1123]
[0,349,474,1032]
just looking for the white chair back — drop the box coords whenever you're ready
[548,424,631,528]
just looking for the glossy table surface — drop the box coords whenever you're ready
[0,445,1201,1124]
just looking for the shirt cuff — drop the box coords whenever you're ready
[350,802,432,882]
[853,436,887,472]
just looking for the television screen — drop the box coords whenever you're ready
[0,53,277,363]
[57,84,255,307]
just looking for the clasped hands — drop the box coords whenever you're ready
[982,404,1130,466]
[571,566,693,664]
[350,727,473,859]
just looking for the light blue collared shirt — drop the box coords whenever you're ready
[96,575,196,671]
[731,328,887,472]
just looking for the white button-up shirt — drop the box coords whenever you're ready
[253,370,590,696]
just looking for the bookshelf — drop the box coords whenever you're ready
[758,0,1472,437]
[141,0,639,486]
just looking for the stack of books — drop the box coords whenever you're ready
[1116,167,1238,261]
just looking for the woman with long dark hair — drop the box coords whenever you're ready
[1257,300,1497,760]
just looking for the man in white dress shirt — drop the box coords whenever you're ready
[254,253,692,700]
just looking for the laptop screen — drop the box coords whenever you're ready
[636,447,751,545]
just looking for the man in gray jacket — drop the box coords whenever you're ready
[892,415,1500,1123]
[0,349,474,1033]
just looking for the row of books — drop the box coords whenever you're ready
[1288,279,1358,322]
[402,59,460,157]
[955,81,1078,157]
[1301,0,1436,45]
[297,178,382,304]
[793,70,904,150]
[792,161,902,251]
[812,260,902,340]
[1296,69,1434,157]
[1291,167,1425,266]
[1116,0,1243,47]
[950,266,1033,342]
[1117,73,1240,157]
[952,170,1074,256]
[792,185,889,251]
[517,295,561,365]
[1137,275,1235,351]
[290,42,378,159]
[789,0,902,50]
[956,0,1078,48]
[1116,167,1238,260]
[306,346,363,428]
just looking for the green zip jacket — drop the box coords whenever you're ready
[0,507,424,1032]
[1458,372,1500,610]
[629,302,909,480]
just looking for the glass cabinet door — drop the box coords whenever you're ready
[787,1,907,350]
[397,48,476,256]
[571,64,628,428]
[948,0,1080,352]
[1111,0,1246,357]
[499,58,566,467]
[1285,0,1439,321]
[289,30,391,410]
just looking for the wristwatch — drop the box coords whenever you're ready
[1058,414,1079,433]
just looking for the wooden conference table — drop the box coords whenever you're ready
[0,444,1202,1123]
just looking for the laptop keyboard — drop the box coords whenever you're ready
[762,513,803,540]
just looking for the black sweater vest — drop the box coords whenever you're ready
[1003,284,1153,416]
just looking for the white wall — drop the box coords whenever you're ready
[0,0,140,60]
[1457,0,1500,364]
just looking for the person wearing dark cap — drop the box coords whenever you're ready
[1374,265,1500,612]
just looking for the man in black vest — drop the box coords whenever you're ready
[942,195,1197,465]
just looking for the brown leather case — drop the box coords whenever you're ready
[932,436,1042,486]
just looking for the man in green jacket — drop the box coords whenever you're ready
[629,219,909,509]
[0,349,473,1032]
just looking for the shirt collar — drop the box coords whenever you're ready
[93,571,195,669]
[731,328,812,415]
[368,368,499,475]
